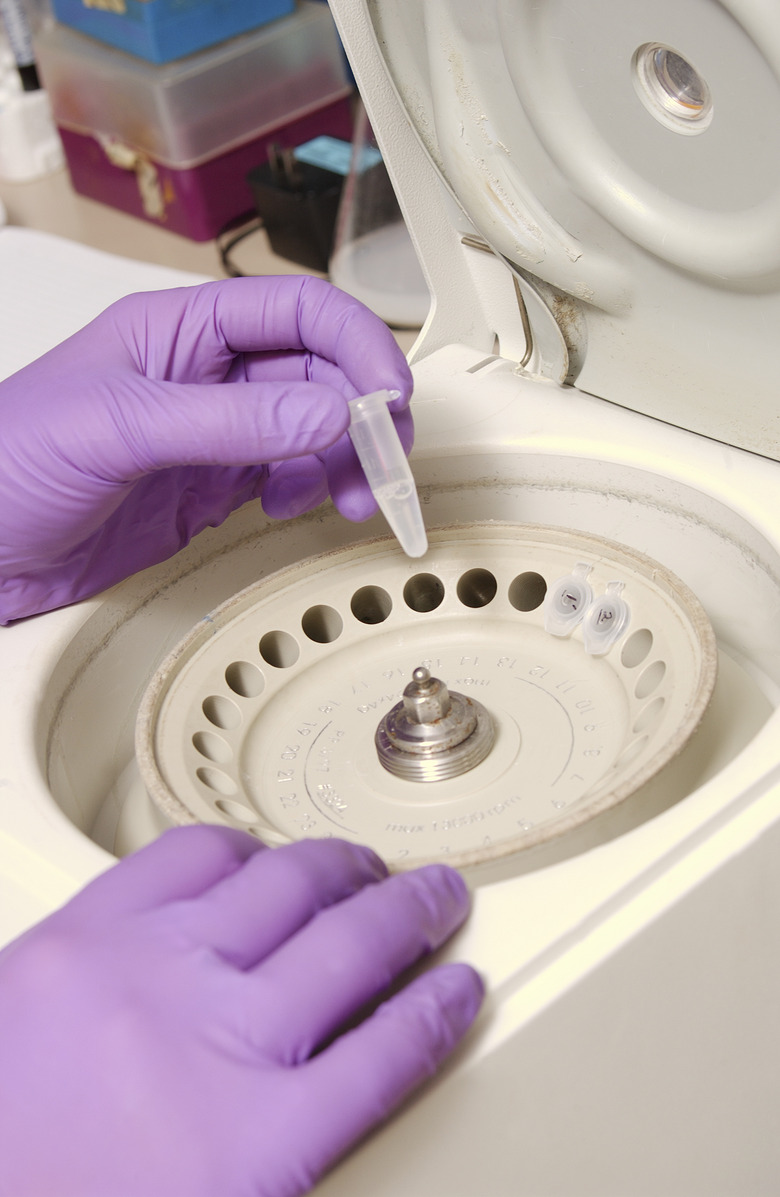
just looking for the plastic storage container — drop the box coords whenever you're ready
[34,3,354,240]
[329,98,429,326]
[48,0,296,66]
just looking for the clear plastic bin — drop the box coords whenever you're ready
[34,3,350,168]
[33,3,353,239]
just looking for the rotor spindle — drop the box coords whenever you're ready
[375,665,495,782]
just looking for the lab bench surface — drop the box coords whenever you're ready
[0,167,419,355]
[0,166,314,278]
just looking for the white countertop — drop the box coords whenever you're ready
[0,165,420,352]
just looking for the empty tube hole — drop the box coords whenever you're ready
[508,571,547,612]
[403,573,445,612]
[225,660,265,698]
[457,568,498,608]
[192,730,233,765]
[633,696,666,734]
[214,798,256,824]
[259,630,300,668]
[613,734,649,772]
[196,766,238,796]
[202,694,242,730]
[621,628,654,668]
[635,660,667,699]
[302,604,343,643]
[247,826,290,845]
[351,585,392,624]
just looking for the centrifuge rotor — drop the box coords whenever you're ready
[136,524,717,871]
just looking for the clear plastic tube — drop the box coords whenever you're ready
[347,389,428,558]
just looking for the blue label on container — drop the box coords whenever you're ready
[293,136,382,177]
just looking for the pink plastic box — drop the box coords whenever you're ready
[35,3,353,240]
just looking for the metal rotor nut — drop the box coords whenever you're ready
[376,666,495,782]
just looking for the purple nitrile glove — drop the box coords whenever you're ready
[0,826,483,1197]
[0,275,413,623]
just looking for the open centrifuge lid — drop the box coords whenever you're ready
[327,0,780,461]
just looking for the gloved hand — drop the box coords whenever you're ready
[0,276,413,623]
[0,826,483,1197]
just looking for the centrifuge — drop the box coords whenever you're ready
[3,1,780,1192]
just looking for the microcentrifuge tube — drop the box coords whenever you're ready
[347,389,428,558]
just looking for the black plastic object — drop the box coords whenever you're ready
[247,144,345,273]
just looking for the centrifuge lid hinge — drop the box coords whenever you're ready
[460,234,583,385]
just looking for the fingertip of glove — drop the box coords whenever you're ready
[332,490,380,523]
[416,862,472,914]
[429,962,486,1030]
[395,863,473,948]
[384,377,414,412]
[354,841,390,878]
[323,837,390,883]
[260,458,329,519]
[395,963,484,1065]
[278,836,390,886]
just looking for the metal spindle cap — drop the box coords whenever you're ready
[375,665,495,782]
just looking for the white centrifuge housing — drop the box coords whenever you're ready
[4,1,780,1193]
